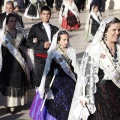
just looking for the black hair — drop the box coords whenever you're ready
[93,5,98,10]
[40,6,51,14]
[6,1,14,8]
[102,17,120,40]
[104,17,120,33]
[57,30,69,42]
[6,13,17,25]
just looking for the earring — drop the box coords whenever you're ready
[104,34,107,41]
[57,43,60,48]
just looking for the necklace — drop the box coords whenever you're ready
[6,30,17,39]
[58,46,71,65]
[5,30,21,48]
[103,40,118,67]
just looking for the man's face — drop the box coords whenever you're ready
[6,4,14,14]
[40,10,51,23]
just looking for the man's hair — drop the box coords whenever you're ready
[40,6,51,14]
[6,1,14,8]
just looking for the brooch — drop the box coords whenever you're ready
[100,53,106,59]
[5,40,8,44]
[58,57,63,62]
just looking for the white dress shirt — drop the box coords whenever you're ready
[43,22,51,43]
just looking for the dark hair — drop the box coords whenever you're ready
[6,13,17,25]
[102,17,120,40]
[6,1,14,8]
[93,5,98,9]
[40,6,51,14]
[57,30,69,42]
[104,17,120,33]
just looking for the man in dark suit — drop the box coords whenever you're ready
[80,0,86,11]
[74,0,81,12]
[0,1,24,29]
[27,6,59,88]
[46,0,54,8]
[0,0,4,13]
[101,0,106,12]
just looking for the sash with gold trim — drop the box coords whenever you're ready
[53,50,76,82]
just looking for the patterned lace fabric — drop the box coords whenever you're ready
[0,46,28,97]
[88,80,120,120]
[46,71,76,120]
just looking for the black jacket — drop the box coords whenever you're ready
[26,22,59,54]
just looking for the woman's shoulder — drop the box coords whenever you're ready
[16,29,25,39]
[17,29,22,33]
[50,49,58,56]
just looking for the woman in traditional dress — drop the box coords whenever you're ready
[85,5,102,41]
[24,0,39,20]
[0,13,29,113]
[68,17,120,120]
[59,0,80,31]
[29,30,81,120]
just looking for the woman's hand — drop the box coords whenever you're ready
[44,42,51,49]
[80,100,87,107]
[79,97,88,107]
[33,38,38,43]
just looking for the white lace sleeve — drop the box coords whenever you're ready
[68,45,97,120]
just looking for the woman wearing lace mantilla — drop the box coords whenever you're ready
[59,0,80,31]
[85,5,102,42]
[29,30,81,120]
[0,13,29,114]
[68,17,120,120]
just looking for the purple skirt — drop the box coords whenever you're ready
[29,92,56,120]
[30,72,76,120]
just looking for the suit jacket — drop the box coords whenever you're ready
[0,12,24,29]
[26,22,59,55]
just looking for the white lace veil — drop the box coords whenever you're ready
[0,13,27,72]
[91,17,115,45]
[68,17,119,120]
[2,14,26,38]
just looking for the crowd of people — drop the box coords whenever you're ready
[0,0,120,120]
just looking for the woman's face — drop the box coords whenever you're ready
[93,6,98,12]
[67,0,73,2]
[106,23,120,43]
[7,17,17,29]
[58,34,69,49]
